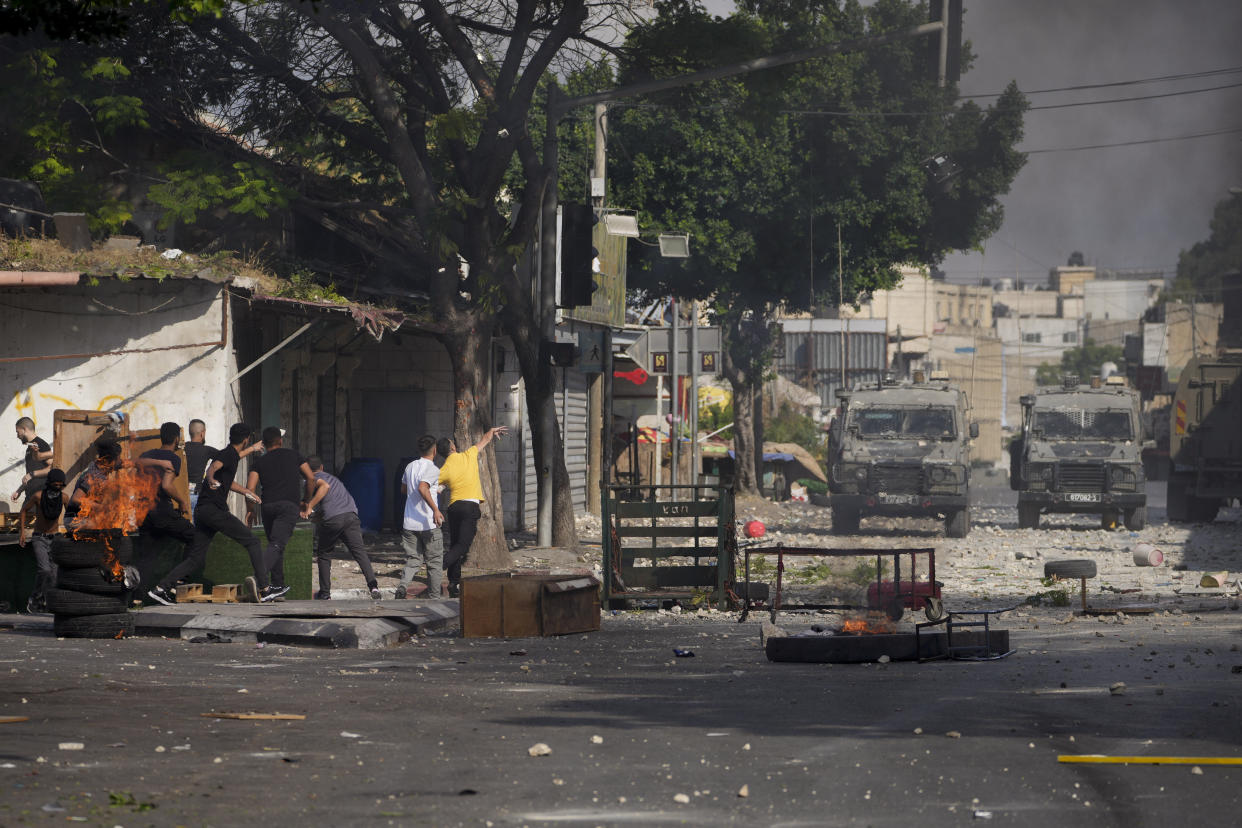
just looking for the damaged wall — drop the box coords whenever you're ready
[0,278,241,511]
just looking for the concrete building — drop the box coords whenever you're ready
[1084,278,1162,321]
[993,288,1059,319]
[924,327,1004,465]
[1050,265,1096,295]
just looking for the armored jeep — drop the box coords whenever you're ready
[826,373,977,538]
[1011,376,1147,530]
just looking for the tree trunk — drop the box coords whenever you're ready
[437,308,511,571]
[730,376,761,495]
[504,314,579,548]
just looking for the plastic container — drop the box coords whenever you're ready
[339,457,384,531]
[1131,542,1164,567]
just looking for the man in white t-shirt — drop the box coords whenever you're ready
[397,434,445,599]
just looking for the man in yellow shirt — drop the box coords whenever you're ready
[436,425,507,597]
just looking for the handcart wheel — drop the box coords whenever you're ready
[885,597,905,622]
[923,596,946,623]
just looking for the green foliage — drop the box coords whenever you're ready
[699,400,734,434]
[1173,194,1242,301]
[1026,575,1073,607]
[1034,338,1124,387]
[275,271,348,305]
[797,477,828,495]
[765,402,824,461]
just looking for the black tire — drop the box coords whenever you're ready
[50,536,133,569]
[53,612,134,639]
[45,588,129,617]
[1124,506,1147,531]
[1017,501,1040,530]
[945,507,970,538]
[1044,559,1097,580]
[831,506,860,535]
[57,568,129,596]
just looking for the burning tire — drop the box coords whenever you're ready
[56,568,129,596]
[45,588,129,617]
[1044,559,1097,580]
[50,536,133,569]
[53,612,134,639]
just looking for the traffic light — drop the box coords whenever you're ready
[559,203,599,308]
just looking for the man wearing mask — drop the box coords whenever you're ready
[17,468,66,613]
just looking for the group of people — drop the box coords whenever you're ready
[12,415,505,609]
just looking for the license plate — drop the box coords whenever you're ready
[878,493,915,504]
[1066,493,1100,503]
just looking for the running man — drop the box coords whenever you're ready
[302,456,380,600]
[11,417,52,502]
[397,435,444,599]
[246,426,315,594]
[17,468,67,613]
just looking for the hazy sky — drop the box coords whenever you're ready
[937,0,1242,283]
[699,0,1242,284]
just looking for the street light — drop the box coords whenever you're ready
[603,213,640,237]
[658,233,691,258]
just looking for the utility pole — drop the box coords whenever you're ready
[670,297,680,488]
[586,103,606,515]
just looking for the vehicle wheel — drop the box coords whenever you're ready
[1166,474,1191,522]
[53,612,134,639]
[831,506,860,535]
[45,588,129,617]
[1044,559,1097,580]
[1100,510,1120,530]
[56,567,129,596]
[1017,501,1040,530]
[1124,506,1147,531]
[50,536,133,569]
[923,596,947,623]
[945,507,970,538]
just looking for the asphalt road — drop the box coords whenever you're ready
[3,600,1241,826]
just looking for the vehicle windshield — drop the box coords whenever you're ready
[1032,407,1133,440]
[852,406,957,439]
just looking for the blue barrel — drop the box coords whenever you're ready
[339,458,384,531]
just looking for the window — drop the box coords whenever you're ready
[1023,332,1042,344]
[1062,331,1078,344]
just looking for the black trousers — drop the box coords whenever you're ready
[160,499,265,591]
[314,511,377,591]
[142,501,195,546]
[260,500,299,589]
[444,500,481,585]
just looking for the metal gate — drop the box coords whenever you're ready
[602,484,737,609]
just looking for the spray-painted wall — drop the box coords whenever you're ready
[0,278,240,513]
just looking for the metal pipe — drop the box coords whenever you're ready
[0,272,79,286]
[670,297,679,488]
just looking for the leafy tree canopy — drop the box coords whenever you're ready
[1034,339,1124,387]
[1174,194,1242,301]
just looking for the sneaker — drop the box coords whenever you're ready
[313,590,331,600]
[394,584,407,600]
[369,586,382,600]
[148,586,175,606]
[243,576,260,603]
[261,585,291,603]
[447,582,461,599]
[26,594,45,614]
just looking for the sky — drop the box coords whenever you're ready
[934,0,1242,283]
[700,0,1242,285]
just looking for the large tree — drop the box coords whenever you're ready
[2,1,643,552]
[1174,193,1242,301]
[605,0,1027,493]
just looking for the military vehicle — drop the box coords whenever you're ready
[1166,352,1242,522]
[1011,376,1147,530]
[826,372,977,538]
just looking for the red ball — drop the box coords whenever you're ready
[744,520,766,538]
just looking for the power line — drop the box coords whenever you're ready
[1025,126,1242,155]
[962,65,1242,98]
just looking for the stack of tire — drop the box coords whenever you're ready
[45,535,135,639]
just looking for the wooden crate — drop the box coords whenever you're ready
[52,409,131,492]
[173,582,242,603]
[460,572,600,638]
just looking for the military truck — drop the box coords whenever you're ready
[1166,352,1242,522]
[826,372,977,538]
[1011,376,1147,530]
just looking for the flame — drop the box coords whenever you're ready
[841,613,897,635]
[71,462,160,581]
[72,463,160,535]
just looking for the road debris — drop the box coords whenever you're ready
[528,743,552,757]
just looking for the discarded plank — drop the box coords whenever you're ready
[1059,755,1242,766]
[175,583,241,603]
[201,712,306,721]
[0,716,30,724]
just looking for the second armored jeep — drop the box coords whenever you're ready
[826,373,977,538]
[1010,376,1147,530]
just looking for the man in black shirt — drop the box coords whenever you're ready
[149,423,281,605]
[65,438,122,528]
[246,426,315,593]
[11,416,52,502]
[184,419,215,511]
[136,422,195,554]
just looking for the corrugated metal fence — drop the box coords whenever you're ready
[776,320,888,409]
